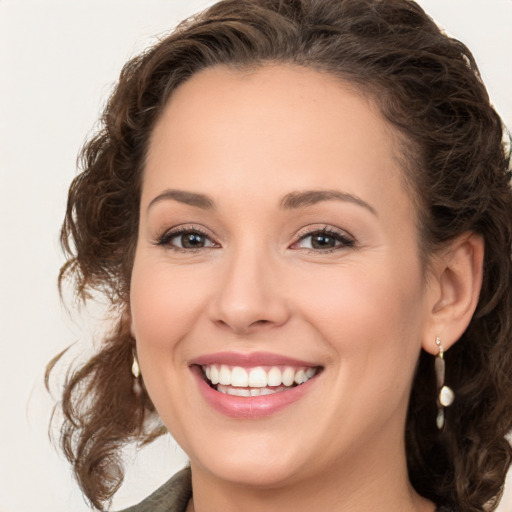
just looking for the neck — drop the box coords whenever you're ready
[188,429,435,512]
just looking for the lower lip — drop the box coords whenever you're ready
[191,366,318,419]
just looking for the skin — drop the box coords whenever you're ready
[130,65,483,512]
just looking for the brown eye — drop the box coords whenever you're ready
[295,229,355,251]
[179,232,207,248]
[310,233,337,249]
[158,229,217,250]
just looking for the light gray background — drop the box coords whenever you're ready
[1,1,511,511]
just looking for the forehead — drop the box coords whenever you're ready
[149,65,391,158]
[143,65,415,225]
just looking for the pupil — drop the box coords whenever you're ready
[312,234,335,249]
[182,233,204,248]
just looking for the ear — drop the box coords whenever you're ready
[422,232,484,355]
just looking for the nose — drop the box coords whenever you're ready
[208,244,290,335]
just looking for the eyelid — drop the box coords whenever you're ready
[155,224,220,249]
[291,225,356,251]
[153,223,355,253]
[294,224,353,239]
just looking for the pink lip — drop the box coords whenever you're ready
[189,352,321,419]
[189,351,319,368]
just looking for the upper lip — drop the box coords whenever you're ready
[189,351,321,368]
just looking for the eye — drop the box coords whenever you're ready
[293,228,355,252]
[157,227,218,250]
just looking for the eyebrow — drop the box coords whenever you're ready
[281,190,377,216]
[147,189,215,212]
[147,188,377,216]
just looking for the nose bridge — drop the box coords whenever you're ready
[209,236,288,333]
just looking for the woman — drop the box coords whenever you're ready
[49,0,512,511]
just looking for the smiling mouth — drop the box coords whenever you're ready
[199,364,322,397]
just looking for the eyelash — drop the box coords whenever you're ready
[156,225,216,252]
[293,226,355,253]
[155,225,355,253]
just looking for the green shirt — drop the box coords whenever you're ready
[116,467,191,512]
[116,467,453,512]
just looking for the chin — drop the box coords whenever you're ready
[177,425,314,488]
[195,452,308,488]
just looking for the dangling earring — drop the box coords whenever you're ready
[435,336,455,429]
[132,351,142,396]
[132,354,140,378]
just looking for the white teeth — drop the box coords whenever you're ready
[267,367,282,386]
[261,386,283,395]
[231,366,248,387]
[282,367,295,386]
[217,384,286,396]
[231,387,251,397]
[210,365,219,384]
[219,365,231,385]
[248,367,267,387]
[294,369,306,385]
[202,364,318,391]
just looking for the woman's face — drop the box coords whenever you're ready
[130,65,433,487]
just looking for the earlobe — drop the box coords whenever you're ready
[422,232,484,355]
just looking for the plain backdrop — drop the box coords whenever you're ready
[0,1,511,511]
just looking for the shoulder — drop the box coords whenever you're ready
[115,467,192,512]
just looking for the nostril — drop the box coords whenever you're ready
[250,319,270,327]
[213,317,273,335]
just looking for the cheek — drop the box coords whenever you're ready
[297,256,426,375]
[300,262,426,430]
[129,254,214,430]
[130,256,212,354]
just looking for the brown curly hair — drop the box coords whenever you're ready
[48,0,512,510]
